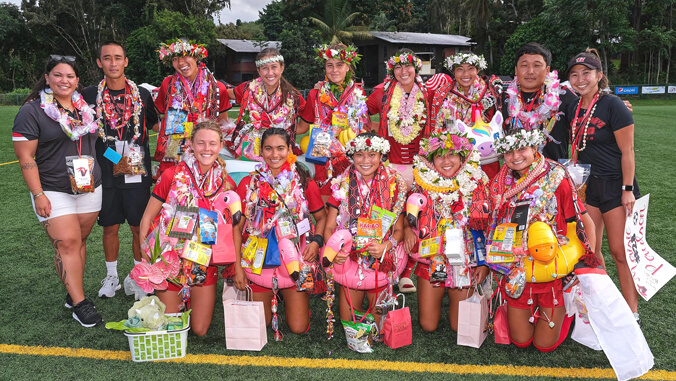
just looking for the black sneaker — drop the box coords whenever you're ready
[65,294,73,309]
[72,298,103,327]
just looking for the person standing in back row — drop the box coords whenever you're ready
[83,41,158,300]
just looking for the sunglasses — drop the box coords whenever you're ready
[49,54,76,63]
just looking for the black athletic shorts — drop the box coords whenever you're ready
[98,187,151,227]
[585,175,640,213]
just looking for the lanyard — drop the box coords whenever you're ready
[356,165,383,218]
[178,73,203,115]
[570,93,599,162]
[520,89,541,113]
[184,162,222,208]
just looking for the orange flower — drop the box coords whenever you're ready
[286,152,297,165]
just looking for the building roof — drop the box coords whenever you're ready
[368,32,472,46]
[217,39,281,53]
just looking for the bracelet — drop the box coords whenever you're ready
[32,192,45,199]
[311,234,324,248]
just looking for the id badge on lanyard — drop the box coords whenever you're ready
[66,154,95,194]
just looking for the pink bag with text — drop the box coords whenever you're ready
[383,294,412,349]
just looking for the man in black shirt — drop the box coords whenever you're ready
[502,42,578,161]
[83,41,158,299]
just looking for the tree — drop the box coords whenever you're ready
[216,21,265,40]
[155,0,230,18]
[258,0,286,40]
[308,0,370,44]
[278,19,324,89]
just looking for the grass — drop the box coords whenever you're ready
[1,103,675,380]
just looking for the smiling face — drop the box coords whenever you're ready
[261,134,290,174]
[515,54,549,93]
[172,55,199,81]
[568,64,602,99]
[352,150,382,180]
[432,151,463,178]
[325,58,350,84]
[257,59,284,91]
[191,128,222,173]
[393,64,416,89]
[97,44,128,81]
[453,63,478,92]
[45,63,79,102]
[503,146,537,176]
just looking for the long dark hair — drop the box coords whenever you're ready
[260,127,310,189]
[24,55,82,105]
[256,48,299,106]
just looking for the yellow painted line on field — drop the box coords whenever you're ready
[1,344,674,380]
[0,160,18,166]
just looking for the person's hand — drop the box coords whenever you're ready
[302,241,319,262]
[233,265,248,290]
[34,194,52,219]
[403,229,418,255]
[334,251,349,265]
[623,100,633,113]
[367,241,389,259]
[622,190,636,217]
[473,265,490,285]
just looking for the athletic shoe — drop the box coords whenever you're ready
[72,298,103,327]
[65,294,73,309]
[124,274,149,301]
[98,275,121,298]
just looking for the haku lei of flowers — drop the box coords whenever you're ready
[385,53,423,77]
[255,55,284,68]
[506,71,562,129]
[95,78,143,142]
[413,150,483,208]
[345,135,390,156]
[387,83,425,145]
[314,44,361,65]
[244,78,295,129]
[419,130,474,161]
[158,39,208,65]
[494,129,545,154]
[40,88,97,141]
[444,52,487,71]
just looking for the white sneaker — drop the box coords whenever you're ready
[98,275,121,298]
[124,274,149,301]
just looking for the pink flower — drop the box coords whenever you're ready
[154,250,181,278]
[130,261,157,293]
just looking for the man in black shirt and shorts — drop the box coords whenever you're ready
[83,41,158,299]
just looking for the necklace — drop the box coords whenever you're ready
[40,88,97,141]
[387,82,425,145]
[95,78,142,143]
[571,93,600,158]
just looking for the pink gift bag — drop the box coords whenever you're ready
[457,289,489,348]
[383,294,412,349]
[223,287,267,351]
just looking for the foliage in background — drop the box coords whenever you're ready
[308,0,371,44]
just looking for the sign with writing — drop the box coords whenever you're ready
[624,194,676,301]
[668,86,676,94]
[641,86,666,94]
[614,86,639,95]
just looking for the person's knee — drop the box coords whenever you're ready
[419,318,439,332]
[58,236,82,254]
[288,320,310,335]
[191,324,210,337]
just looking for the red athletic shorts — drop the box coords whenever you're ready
[501,278,563,309]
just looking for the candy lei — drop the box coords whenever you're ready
[39,89,97,141]
[439,76,486,124]
[169,63,219,117]
[506,71,562,129]
[95,78,142,142]
[243,78,295,129]
[244,162,308,233]
[318,80,369,125]
[386,82,426,145]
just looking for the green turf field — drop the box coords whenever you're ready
[1,103,675,380]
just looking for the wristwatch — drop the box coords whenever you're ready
[621,185,634,191]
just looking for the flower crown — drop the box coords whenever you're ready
[345,135,390,157]
[494,129,545,154]
[158,39,208,65]
[444,52,487,71]
[256,55,284,68]
[419,131,474,161]
[314,44,361,66]
[386,53,423,77]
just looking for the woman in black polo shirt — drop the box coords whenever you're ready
[567,48,641,322]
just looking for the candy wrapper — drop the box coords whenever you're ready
[66,155,95,194]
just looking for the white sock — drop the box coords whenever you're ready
[133,259,142,266]
[633,312,640,321]
[106,261,118,277]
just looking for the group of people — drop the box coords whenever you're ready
[13,38,640,354]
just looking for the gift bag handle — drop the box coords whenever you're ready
[236,286,253,302]
[395,293,406,309]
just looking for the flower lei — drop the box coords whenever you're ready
[314,44,361,65]
[318,80,368,128]
[494,129,545,154]
[95,78,143,142]
[419,130,474,161]
[158,39,208,65]
[444,52,487,71]
[243,78,295,129]
[385,53,423,78]
[386,83,426,145]
[439,76,487,125]
[506,71,562,130]
[345,135,390,156]
[412,150,483,202]
[39,88,97,141]
[255,55,284,68]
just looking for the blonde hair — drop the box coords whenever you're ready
[190,120,232,190]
